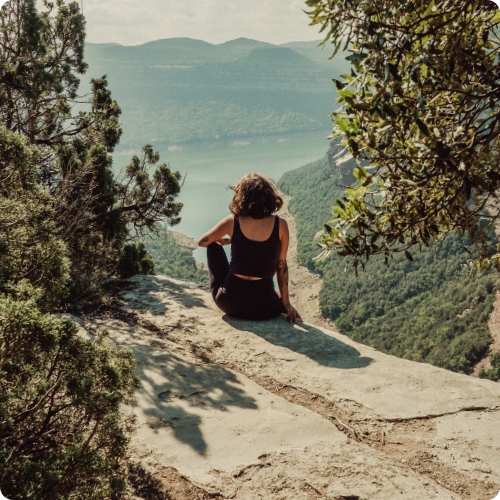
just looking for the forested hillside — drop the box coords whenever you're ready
[144,229,208,285]
[278,156,497,374]
[84,38,350,147]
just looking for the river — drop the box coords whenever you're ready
[114,131,330,263]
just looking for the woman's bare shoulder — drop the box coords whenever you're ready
[277,215,288,227]
[278,216,289,236]
[221,214,235,229]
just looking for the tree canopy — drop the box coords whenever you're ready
[0,1,184,496]
[0,0,183,301]
[307,0,500,271]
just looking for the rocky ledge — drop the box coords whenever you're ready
[74,274,500,500]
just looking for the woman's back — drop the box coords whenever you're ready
[236,215,277,241]
[229,215,281,280]
[197,172,302,322]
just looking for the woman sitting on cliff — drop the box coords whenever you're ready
[198,173,302,323]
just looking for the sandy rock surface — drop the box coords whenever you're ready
[473,290,500,376]
[75,274,500,500]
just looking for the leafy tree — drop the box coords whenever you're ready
[279,155,496,374]
[0,0,183,301]
[307,0,500,271]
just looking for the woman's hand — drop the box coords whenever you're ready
[216,237,231,245]
[283,303,303,323]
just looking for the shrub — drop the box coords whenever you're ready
[117,242,155,279]
[479,353,500,382]
[0,284,139,499]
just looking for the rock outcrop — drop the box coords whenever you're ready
[76,274,500,500]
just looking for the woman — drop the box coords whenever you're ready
[198,173,303,323]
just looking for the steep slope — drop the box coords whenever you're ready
[278,155,497,375]
[75,274,500,500]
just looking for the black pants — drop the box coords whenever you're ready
[207,242,285,321]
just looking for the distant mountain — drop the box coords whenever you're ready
[280,40,339,66]
[83,37,350,147]
[86,37,276,66]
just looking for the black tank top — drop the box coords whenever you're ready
[229,215,281,280]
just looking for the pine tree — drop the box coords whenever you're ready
[0,124,139,499]
[0,0,183,300]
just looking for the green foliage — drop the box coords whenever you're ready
[307,0,500,272]
[0,126,69,311]
[0,3,156,497]
[0,1,183,302]
[83,39,351,147]
[279,155,495,373]
[0,284,139,499]
[118,242,155,279]
[478,353,500,381]
[144,229,208,285]
[0,128,139,498]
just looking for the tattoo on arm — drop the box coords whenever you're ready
[201,236,209,243]
[276,259,289,299]
[277,266,288,288]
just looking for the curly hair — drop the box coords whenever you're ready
[229,173,283,219]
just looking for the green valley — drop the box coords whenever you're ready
[278,154,496,375]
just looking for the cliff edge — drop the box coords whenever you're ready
[74,274,500,500]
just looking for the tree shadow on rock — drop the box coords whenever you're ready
[223,316,372,369]
[132,344,258,456]
[125,274,207,316]
[127,462,168,500]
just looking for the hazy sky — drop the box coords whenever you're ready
[79,0,322,46]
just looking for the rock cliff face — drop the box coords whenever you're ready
[75,274,500,500]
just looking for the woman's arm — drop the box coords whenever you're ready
[197,215,234,247]
[277,218,303,323]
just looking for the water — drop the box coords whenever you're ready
[114,131,330,263]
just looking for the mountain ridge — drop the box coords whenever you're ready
[83,37,349,146]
